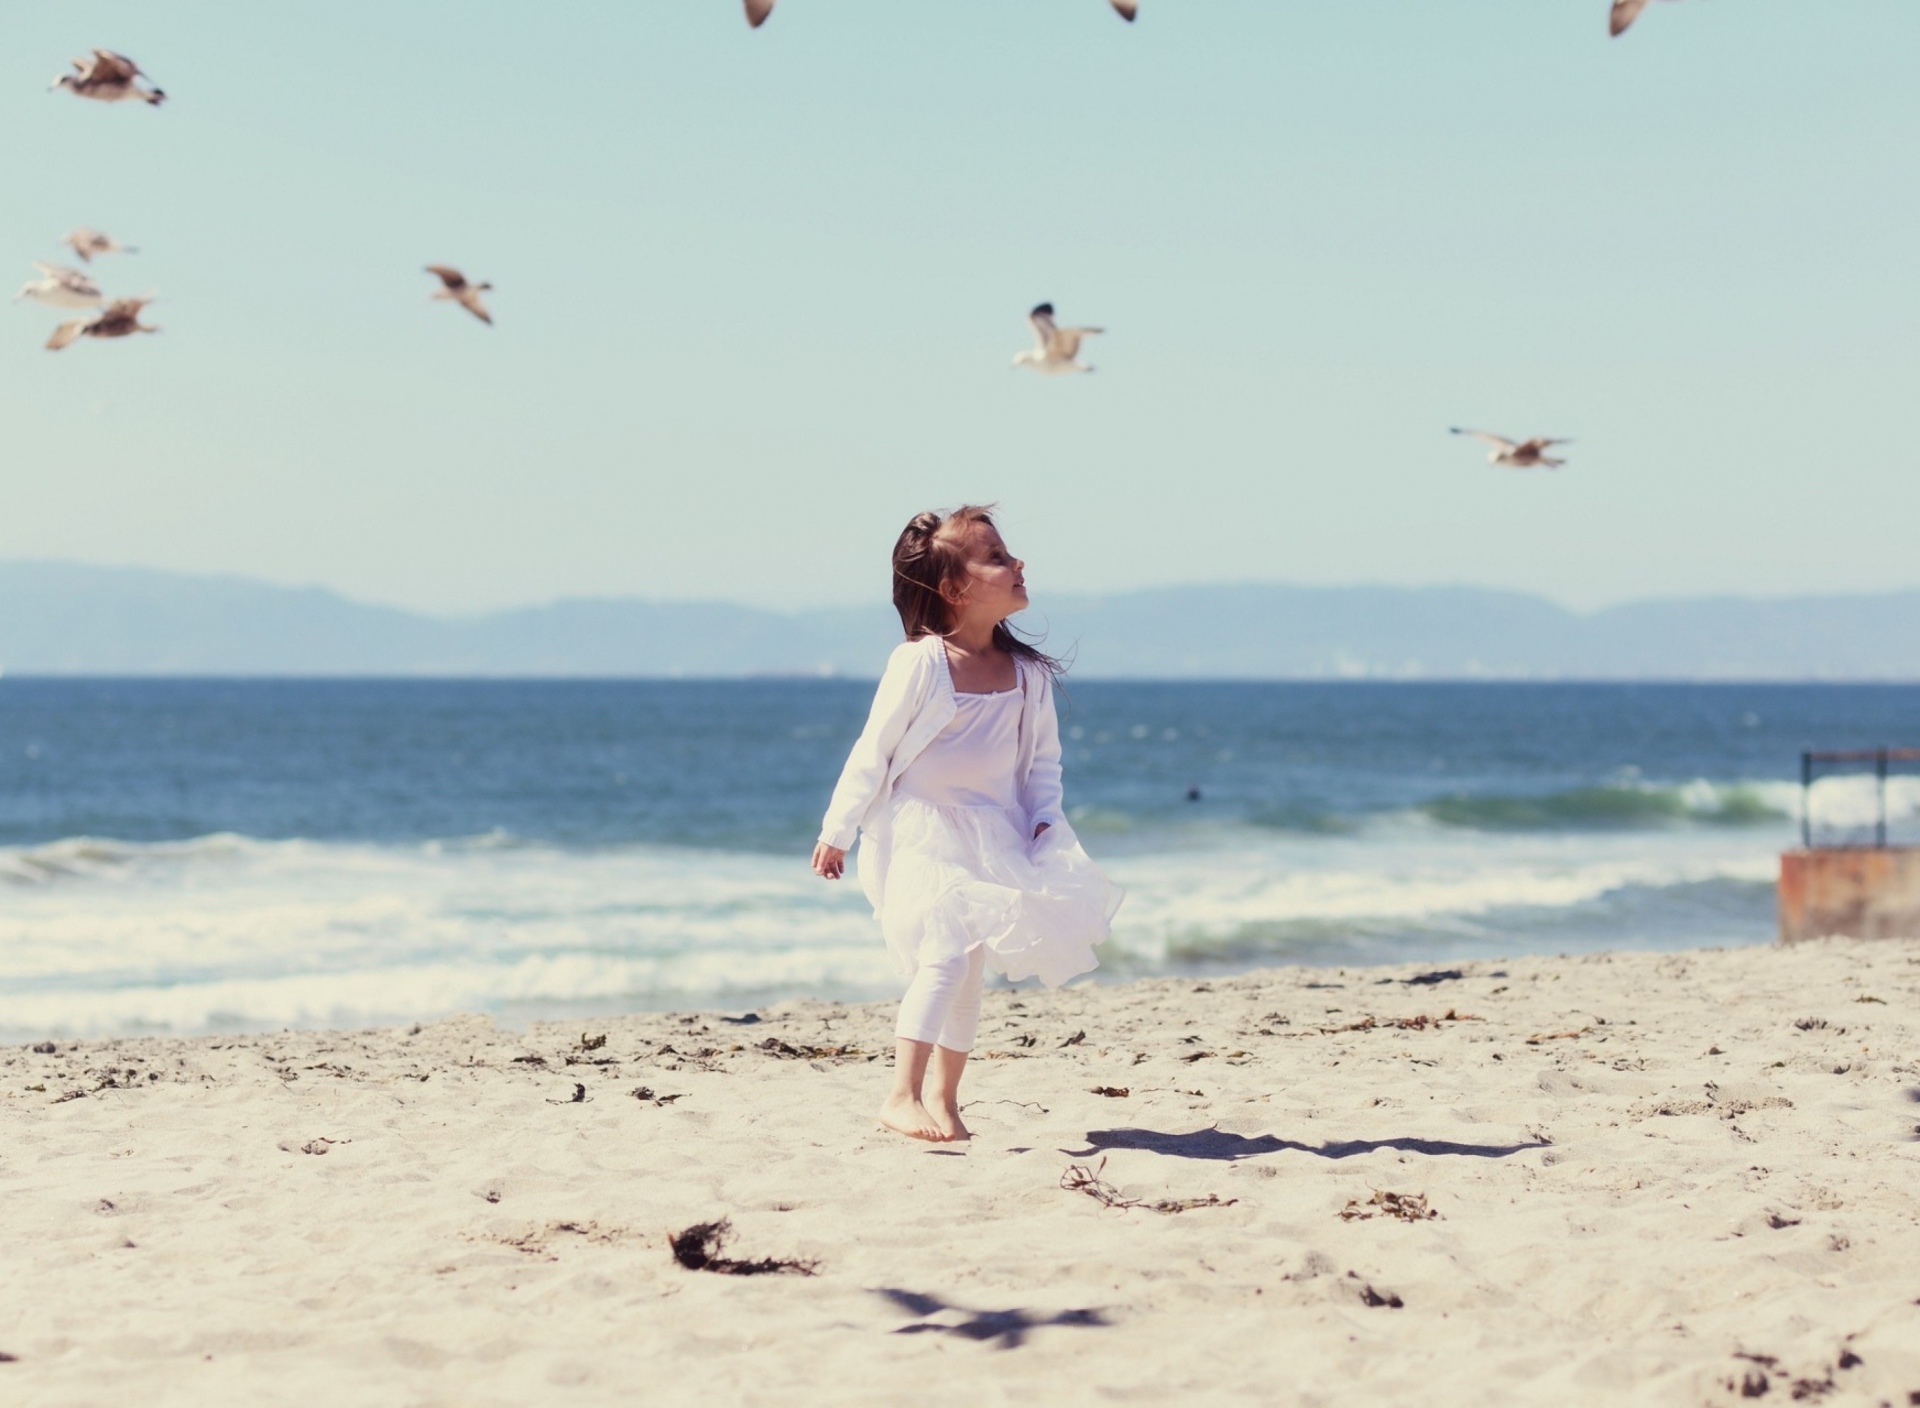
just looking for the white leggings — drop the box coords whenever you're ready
[895,945,988,1052]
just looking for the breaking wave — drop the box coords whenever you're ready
[1418,780,1797,832]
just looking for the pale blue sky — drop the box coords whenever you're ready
[3,1,1915,615]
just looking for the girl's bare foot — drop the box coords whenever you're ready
[932,1102,970,1142]
[878,1093,944,1142]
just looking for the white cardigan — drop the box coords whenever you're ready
[818,633,1068,858]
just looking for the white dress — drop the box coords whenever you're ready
[872,661,1122,988]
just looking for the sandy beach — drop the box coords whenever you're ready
[4,938,1917,1406]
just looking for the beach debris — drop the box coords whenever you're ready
[426,265,493,324]
[1013,302,1102,375]
[721,1012,762,1025]
[52,50,166,106]
[31,1041,56,1054]
[91,1066,159,1090]
[51,1089,88,1103]
[1404,968,1466,986]
[0,1351,17,1362]
[299,1137,346,1155]
[1793,1016,1829,1031]
[511,1054,548,1065]
[1347,1272,1405,1308]
[546,1082,589,1104]
[1090,1086,1130,1098]
[552,1220,627,1243]
[578,1032,607,1052]
[16,262,103,309]
[1320,1010,1483,1037]
[61,227,136,263]
[1339,1189,1438,1223]
[1526,1026,1594,1044]
[630,1086,686,1105]
[482,1219,632,1259]
[1179,1050,1214,1063]
[756,1035,862,1060]
[1611,0,1686,37]
[46,296,159,352]
[1449,427,1571,470]
[668,1218,818,1276]
[1059,1158,1236,1214]
[1061,1030,1087,1047]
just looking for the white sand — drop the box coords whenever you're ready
[4,939,1918,1406]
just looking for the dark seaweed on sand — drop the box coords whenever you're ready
[1060,1158,1235,1214]
[668,1218,818,1277]
[756,1036,863,1060]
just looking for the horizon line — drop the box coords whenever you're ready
[4,555,1920,622]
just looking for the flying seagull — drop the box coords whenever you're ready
[62,227,137,263]
[1610,0,1682,36]
[52,50,165,106]
[1013,303,1102,375]
[16,262,104,309]
[46,297,159,352]
[745,0,1133,25]
[1450,428,1571,470]
[426,265,493,325]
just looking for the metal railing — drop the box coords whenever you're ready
[1801,748,1920,849]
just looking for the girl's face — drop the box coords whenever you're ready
[944,519,1028,625]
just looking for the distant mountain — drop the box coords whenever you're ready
[2,559,1917,679]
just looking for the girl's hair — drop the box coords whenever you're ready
[891,505,1063,680]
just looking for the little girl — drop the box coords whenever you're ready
[812,505,1122,1143]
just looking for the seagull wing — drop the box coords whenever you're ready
[1056,327,1104,358]
[458,290,494,325]
[89,49,142,82]
[1029,303,1060,351]
[46,317,91,351]
[35,262,96,292]
[1610,0,1652,35]
[426,265,468,292]
[1450,428,1518,452]
[1112,0,1139,19]
[744,0,776,27]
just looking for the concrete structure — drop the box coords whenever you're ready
[1779,847,1920,942]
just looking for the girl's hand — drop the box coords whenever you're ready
[1032,822,1051,839]
[811,842,846,880]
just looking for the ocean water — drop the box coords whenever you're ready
[2,679,1916,1039]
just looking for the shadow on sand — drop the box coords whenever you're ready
[1066,1127,1548,1162]
[874,1288,1109,1349]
